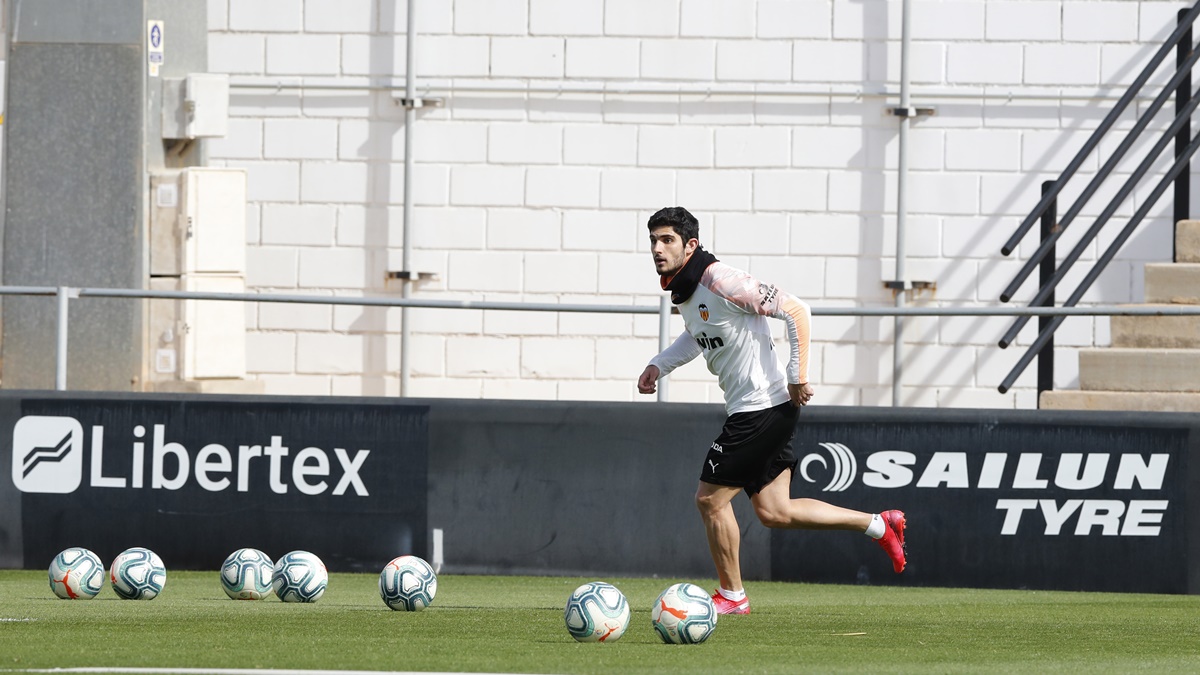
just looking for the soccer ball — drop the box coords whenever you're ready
[220,548,274,600]
[109,547,167,600]
[651,582,718,644]
[379,555,437,611]
[563,581,631,643]
[272,550,328,603]
[48,547,105,600]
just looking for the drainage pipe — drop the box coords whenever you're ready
[892,0,913,407]
[400,0,417,396]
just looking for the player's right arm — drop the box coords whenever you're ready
[638,331,702,394]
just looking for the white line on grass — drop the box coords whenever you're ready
[1,670,552,675]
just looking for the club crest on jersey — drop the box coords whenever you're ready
[699,304,710,321]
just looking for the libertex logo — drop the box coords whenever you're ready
[11,416,85,493]
[9,415,371,497]
[799,442,1171,537]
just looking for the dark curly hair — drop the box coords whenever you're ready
[647,206,699,244]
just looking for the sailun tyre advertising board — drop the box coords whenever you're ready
[1,395,428,572]
[772,408,1200,594]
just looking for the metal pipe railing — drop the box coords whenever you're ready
[1000,0,1200,257]
[23,284,1200,392]
[892,0,914,407]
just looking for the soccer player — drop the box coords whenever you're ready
[637,206,907,616]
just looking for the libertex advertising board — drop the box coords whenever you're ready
[772,409,1200,593]
[2,395,429,572]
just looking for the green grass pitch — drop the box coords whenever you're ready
[3,570,1200,674]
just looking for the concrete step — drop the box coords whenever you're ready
[1111,309,1200,348]
[1040,389,1200,412]
[1178,220,1200,262]
[1078,348,1200,392]
[148,378,266,394]
[1144,263,1200,304]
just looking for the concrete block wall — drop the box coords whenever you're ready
[203,0,1198,407]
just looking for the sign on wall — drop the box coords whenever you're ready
[5,397,429,572]
[773,413,1195,593]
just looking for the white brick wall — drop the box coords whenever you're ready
[526,167,601,208]
[531,0,603,36]
[758,0,832,39]
[641,40,716,81]
[488,123,562,164]
[203,0,1184,407]
[681,0,756,39]
[265,35,340,75]
[566,39,640,79]
[491,38,565,79]
[986,2,1062,42]
[230,0,302,32]
[605,0,678,37]
[304,0,375,34]
[716,41,792,82]
[454,0,527,36]
[209,34,265,74]
[564,124,637,165]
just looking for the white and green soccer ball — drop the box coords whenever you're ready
[564,581,631,643]
[272,550,328,603]
[220,548,274,600]
[109,547,167,600]
[651,582,717,644]
[48,547,105,600]
[379,555,437,611]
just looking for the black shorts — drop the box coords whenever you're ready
[701,401,799,496]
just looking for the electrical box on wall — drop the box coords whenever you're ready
[162,73,230,140]
[147,167,258,393]
[150,168,246,277]
[184,168,245,274]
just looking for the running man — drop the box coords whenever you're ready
[636,206,906,615]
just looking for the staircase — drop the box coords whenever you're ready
[1040,220,1200,412]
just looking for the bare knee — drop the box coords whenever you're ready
[754,504,790,529]
[695,489,725,520]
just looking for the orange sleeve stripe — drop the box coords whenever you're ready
[780,296,811,383]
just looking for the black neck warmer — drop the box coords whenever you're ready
[661,247,718,305]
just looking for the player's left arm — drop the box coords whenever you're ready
[703,265,812,402]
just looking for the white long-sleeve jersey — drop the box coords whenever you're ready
[648,261,812,415]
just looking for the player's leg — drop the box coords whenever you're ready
[750,469,907,572]
[750,469,872,530]
[695,480,743,591]
[695,480,752,615]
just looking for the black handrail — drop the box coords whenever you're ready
[1036,181,1056,399]
[1177,11,1195,260]
[999,81,1200,349]
[998,41,1200,304]
[1000,128,1200,394]
[997,4,1200,395]
[1000,1,1200,257]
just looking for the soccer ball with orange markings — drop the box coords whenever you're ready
[379,552,436,610]
[379,555,437,611]
[563,581,631,643]
[48,547,105,600]
[109,547,167,600]
[651,582,717,644]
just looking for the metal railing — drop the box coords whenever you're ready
[8,285,1200,396]
[997,3,1200,395]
